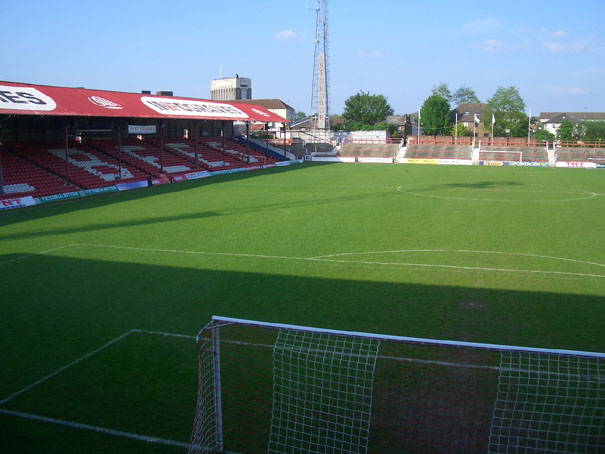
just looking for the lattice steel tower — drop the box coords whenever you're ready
[310,0,330,132]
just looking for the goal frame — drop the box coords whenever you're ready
[190,315,605,454]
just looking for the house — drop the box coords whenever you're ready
[451,103,490,137]
[235,99,295,124]
[539,112,605,136]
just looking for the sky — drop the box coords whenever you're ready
[3,0,604,116]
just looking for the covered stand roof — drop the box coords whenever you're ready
[0,81,288,123]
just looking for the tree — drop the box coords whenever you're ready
[557,120,576,142]
[342,91,394,130]
[578,120,605,141]
[453,86,480,106]
[450,123,471,137]
[294,111,306,122]
[486,109,528,138]
[431,83,452,104]
[420,94,451,136]
[487,86,525,113]
[329,114,345,131]
[532,129,555,142]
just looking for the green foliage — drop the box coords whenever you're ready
[330,114,346,131]
[557,120,576,141]
[578,120,605,141]
[294,111,306,122]
[420,94,451,135]
[431,83,453,104]
[487,86,526,113]
[451,122,471,137]
[485,107,528,137]
[342,91,394,130]
[453,86,480,105]
[532,129,555,142]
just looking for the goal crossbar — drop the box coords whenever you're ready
[207,315,605,359]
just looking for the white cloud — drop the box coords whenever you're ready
[482,39,505,53]
[552,30,568,38]
[544,41,564,52]
[274,30,298,40]
[544,39,589,52]
[547,86,591,95]
[461,18,501,34]
[357,50,384,58]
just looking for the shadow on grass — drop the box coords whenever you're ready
[0,253,603,453]
[440,181,523,189]
[0,184,393,242]
[0,162,337,228]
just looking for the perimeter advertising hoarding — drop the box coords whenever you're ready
[128,125,157,134]
[0,196,37,210]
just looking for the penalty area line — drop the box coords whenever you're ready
[0,408,189,449]
[0,244,79,265]
[0,330,134,406]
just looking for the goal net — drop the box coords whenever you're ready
[188,316,604,454]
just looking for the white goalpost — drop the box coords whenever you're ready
[189,316,604,454]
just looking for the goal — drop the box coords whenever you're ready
[188,316,604,454]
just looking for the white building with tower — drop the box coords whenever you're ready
[210,75,252,101]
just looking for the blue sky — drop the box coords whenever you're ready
[3,0,604,116]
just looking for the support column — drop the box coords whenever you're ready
[160,121,164,172]
[221,120,225,166]
[194,122,199,170]
[0,144,4,195]
[246,122,250,164]
[64,124,69,184]
[283,122,287,158]
[118,124,122,180]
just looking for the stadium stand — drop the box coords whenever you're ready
[405,136,473,160]
[10,142,148,189]
[338,143,400,158]
[1,149,79,198]
[0,136,281,200]
[152,137,279,170]
[405,144,472,160]
[554,141,605,163]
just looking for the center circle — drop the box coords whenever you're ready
[396,182,596,202]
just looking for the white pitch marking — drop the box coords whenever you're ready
[310,249,605,268]
[0,330,134,405]
[0,408,189,449]
[307,257,605,279]
[131,328,196,340]
[79,242,299,261]
[72,243,605,279]
[396,183,599,202]
[0,244,79,265]
[234,183,395,190]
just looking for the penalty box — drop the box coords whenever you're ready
[1,329,198,449]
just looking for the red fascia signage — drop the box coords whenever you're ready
[0,81,288,123]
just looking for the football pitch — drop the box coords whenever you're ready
[1,162,604,452]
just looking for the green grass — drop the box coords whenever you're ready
[1,162,604,452]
